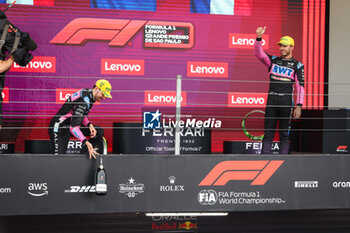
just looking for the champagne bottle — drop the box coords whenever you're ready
[95,155,107,195]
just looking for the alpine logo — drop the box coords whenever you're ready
[10,56,56,73]
[50,18,194,49]
[199,160,284,186]
[145,91,187,106]
[64,186,96,193]
[27,183,48,197]
[101,59,144,75]
[229,33,269,49]
[187,62,228,78]
[1,87,9,103]
[336,145,349,153]
[228,93,267,107]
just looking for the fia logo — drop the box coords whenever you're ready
[143,109,162,129]
[27,183,48,197]
[197,190,217,205]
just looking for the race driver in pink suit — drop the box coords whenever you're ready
[254,26,305,154]
[49,79,112,159]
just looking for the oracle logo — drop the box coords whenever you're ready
[229,33,269,49]
[187,62,228,78]
[228,93,267,107]
[1,87,9,103]
[10,56,56,73]
[101,59,144,75]
[145,91,187,106]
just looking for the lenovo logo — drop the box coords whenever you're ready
[229,33,269,49]
[10,56,56,73]
[199,160,284,186]
[228,93,267,107]
[56,88,100,105]
[145,91,187,106]
[56,89,79,103]
[101,59,144,75]
[187,62,228,78]
[51,18,194,49]
[1,87,9,103]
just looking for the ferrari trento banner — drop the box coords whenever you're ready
[0,0,326,153]
[0,154,349,216]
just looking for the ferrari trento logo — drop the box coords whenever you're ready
[50,18,194,49]
[199,160,284,186]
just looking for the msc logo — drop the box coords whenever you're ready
[51,18,194,49]
[198,190,218,205]
[271,64,294,77]
[143,109,162,129]
[27,183,48,197]
[199,160,284,186]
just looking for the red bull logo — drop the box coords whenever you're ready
[178,221,198,230]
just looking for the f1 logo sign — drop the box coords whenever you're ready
[199,160,284,186]
[50,18,194,49]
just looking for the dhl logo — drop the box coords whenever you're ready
[199,160,284,186]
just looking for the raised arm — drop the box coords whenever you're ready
[254,26,271,67]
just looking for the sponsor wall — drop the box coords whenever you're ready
[0,0,326,152]
[1,154,350,215]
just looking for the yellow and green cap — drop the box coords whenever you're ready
[277,36,295,46]
[95,79,112,98]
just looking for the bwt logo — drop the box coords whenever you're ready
[101,59,144,75]
[271,64,294,77]
[229,33,269,49]
[187,61,228,78]
[10,56,56,73]
[199,160,284,186]
[143,109,162,129]
[50,18,194,49]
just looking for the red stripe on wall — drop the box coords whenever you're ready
[303,0,308,108]
[319,0,326,108]
[314,0,320,109]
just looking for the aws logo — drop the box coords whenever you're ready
[27,183,48,197]
[271,64,294,77]
[199,160,284,186]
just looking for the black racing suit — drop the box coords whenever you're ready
[48,88,104,155]
[255,38,305,154]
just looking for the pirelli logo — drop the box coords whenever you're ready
[199,160,284,186]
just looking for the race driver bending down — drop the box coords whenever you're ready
[49,79,112,159]
[254,26,305,154]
